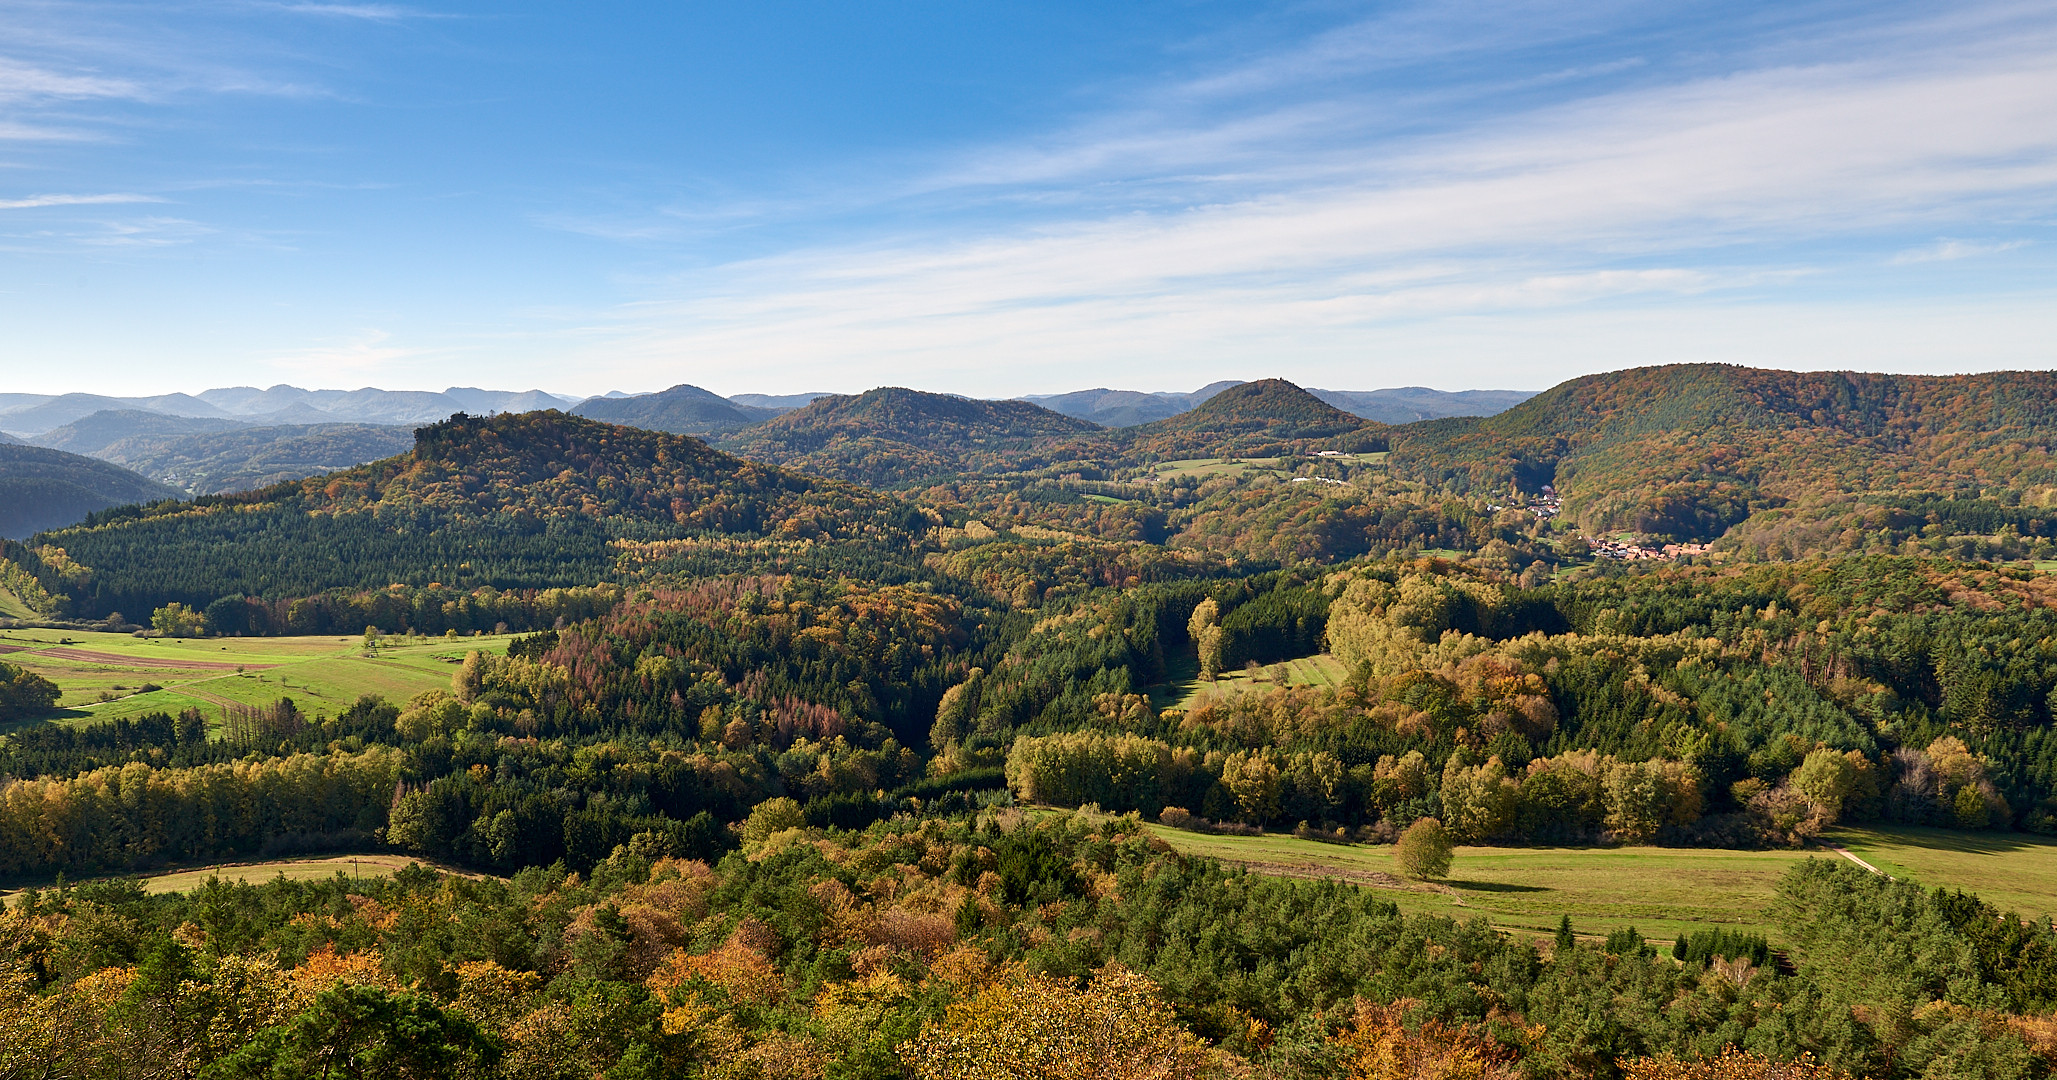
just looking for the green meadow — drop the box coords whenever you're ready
[1148,824,2057,946]
[0,627,514,733]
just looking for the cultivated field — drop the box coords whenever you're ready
[1148,824,2057,945]
[0,627,514,733]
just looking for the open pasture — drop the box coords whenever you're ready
[1147,826,1815,943]
[0,627,513,732]
[1149,824,2057,945]
[1151,457,1283,481]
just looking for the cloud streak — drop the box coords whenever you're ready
[1889,239,2030,264]
[0,193,165,209]
[587,7,2057,393]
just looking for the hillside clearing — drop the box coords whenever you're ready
[1167,653,1349,710]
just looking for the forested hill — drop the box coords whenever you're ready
[25,411,918,621]
[1048,377,1379,461]
[567,382,777,435]
[1388,364,2057,545]
[0,445,181,539]
[716,387,1101,487]
[1139,378,1367,439]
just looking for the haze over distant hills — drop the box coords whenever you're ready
[0,385,579,436]
[0,376,1538,519]
[1022,381,1246,427]
[1023,382,1535,427]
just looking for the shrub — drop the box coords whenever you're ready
[1394,817,1454,880]
[1158,806,1211,833]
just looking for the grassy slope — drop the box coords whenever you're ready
[1167,654,1348,710]
[0,587,36,620]
[0,628,509,731]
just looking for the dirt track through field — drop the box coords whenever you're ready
[31,648,278,671]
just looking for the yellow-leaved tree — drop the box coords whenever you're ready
[901,966,1222,1080]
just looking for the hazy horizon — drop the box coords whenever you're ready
[0,377,1545,404]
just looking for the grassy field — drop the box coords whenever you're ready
[1148,824,2057,945]
[1147,826,1815,943]
[0,627,513,733]
[1826,824,2057,921]
[1151,453,1386,483]
[1166,654,1348,711]
[1153,457,1283,481]
[0,854,484,899]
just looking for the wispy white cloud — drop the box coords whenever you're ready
[1889,238,2029,264]
[0,56,143,102]
[0,193,164,209]
[266,3,453,20]
[265,329,432,375]
[72,216,212,247]
[583,12,2057,394]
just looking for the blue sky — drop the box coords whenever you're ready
[2,0,2053,398]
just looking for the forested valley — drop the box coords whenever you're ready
[10,365,2057,1077]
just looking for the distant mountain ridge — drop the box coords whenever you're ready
[33,410,249,457]
[1022,381,1244,427]
[1024,381,1533,427]
[729,392,830,410]
[0,384,579,436]
[1309,387,1537,424]
[1,378,1538,497]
